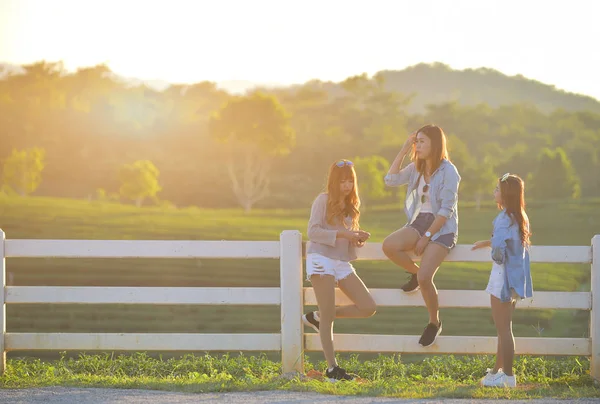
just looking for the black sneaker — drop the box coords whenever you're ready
[419,321,442,347]
[302,311,319,332]
[325,365,355,381]
[401,273,420,293]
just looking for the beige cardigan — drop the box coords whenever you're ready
[306,193,357,262]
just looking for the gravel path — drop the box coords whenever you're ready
[1,388,599,404]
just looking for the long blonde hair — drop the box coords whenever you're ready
[325,160,360,230]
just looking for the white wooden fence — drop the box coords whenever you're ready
[0,229,598,381]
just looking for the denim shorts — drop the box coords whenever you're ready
[408,213,457,250]
[305,253,356,282]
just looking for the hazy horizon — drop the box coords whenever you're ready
[1,0,599,99]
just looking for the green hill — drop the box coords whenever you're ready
[299,63,600,114]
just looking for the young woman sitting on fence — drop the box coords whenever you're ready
[302,159,377,382]
[382,124,461,347]
[472,173,533,388]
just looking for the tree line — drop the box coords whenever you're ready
[1,61,598,211]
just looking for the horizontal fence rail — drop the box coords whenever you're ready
[304,335,591,356]
[5,240,592,263]
[5,287,282,305]
[0,229,598,382]
[304,289,592,310]
[5,333,282,352]
[6,287,590,310]
[353,243,592,263]
[4,239,281,259]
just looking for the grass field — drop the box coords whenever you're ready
[0,195,598,363]
[1,353,598,399]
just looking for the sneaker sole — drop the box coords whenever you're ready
[419,324,442,347]
[401,285,420,293]
[326,377,354,383]
[482,381,516,388]
[302,315,319,333]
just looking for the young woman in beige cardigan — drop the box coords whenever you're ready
[302,159,376,382]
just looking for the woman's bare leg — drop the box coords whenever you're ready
[335,273,377,318]
[382,228,420,274]
[417,242,449,325]
[310,274,337,368]
[491,296,516,376]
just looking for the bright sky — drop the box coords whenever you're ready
[1,0,599,100]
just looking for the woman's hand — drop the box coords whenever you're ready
[414,235,430,256]
[400,131,417,154]
[388,131,417,175]
[339,230,361,242]
[357,230,371,242]
[471,240,491,250]
[355,230,370,247]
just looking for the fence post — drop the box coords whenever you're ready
[279,230,304,374]
[0,229,6,375]
[592,235,600,383]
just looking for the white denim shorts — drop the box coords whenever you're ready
[486,262,511,301]
[485,262,519,302]
[305,253,356,282]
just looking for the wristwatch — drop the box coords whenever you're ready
[424,231,432,239]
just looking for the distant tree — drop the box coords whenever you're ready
[493,143,537,182]
[464,158,499,210]
[567,142,600,197]
[119,160,162,207]
[341,73,411,154]
[209,92,295,212]
[353,155,390,208]
[2,147,45,196]
[529,147,581,199]
[446,134,471,175]
[447,135,496,210]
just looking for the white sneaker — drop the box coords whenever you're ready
[482,372,517,388]
[480,368,504,386]
[502,374,517,388]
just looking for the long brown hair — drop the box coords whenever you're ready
[325,160,360,230]
[498,174,531,247]
[411,124,450,174]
